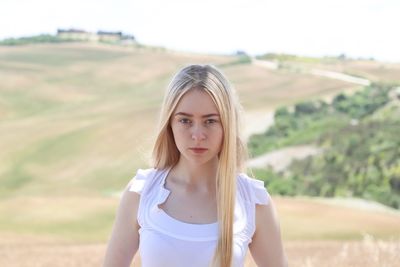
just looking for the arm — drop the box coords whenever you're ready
[249,196,288,267]
[102,182,141,267]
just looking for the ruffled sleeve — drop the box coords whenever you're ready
[128,168,153,194]
[237,173,270,205]
[247,177,270,205]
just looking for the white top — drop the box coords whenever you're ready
[128,167,270,267]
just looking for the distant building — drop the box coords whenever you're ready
[121,34,136,44]
[236,50,248,56]
[97,31,122,42]
[57,29,94,41]
[57,28,135,43]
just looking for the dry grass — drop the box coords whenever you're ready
[1,234,398,267]
[1,195,399,266]
[282,237,400,267]
[274,196,400,240]
[224,64,358,111]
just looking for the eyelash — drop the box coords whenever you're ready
[179,118,191,124]
[179,118,218,125]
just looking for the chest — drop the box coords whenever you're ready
[158,190,217,224]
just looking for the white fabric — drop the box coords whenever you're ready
[128,167,270,267]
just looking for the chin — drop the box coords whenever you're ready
[192,156,219,166]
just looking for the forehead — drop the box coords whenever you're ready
[174,89,219,115]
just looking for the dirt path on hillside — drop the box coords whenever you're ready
[250,57,371,86]
[243,109,322,172]
[243,109,274,140]
[310,69,371,86]
[246,145,322,172]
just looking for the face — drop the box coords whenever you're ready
[170,89,224,165]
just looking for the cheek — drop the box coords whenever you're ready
[171,124,186,145]
[215,127,224,145]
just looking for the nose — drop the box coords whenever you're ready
[191,125,206,141]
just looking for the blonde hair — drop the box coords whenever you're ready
[151,64,248,267]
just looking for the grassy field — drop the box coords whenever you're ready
[1,196,399,266]
[1,43,399,266]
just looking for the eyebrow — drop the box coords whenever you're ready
[174,112,220,118]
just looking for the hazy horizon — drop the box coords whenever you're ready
[0,0,399,62]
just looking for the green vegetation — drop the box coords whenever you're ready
[249,83,394,155]
[250,83,400,208]
[257,53,320,63]
[0,34,70,45]
[0,46,127,67]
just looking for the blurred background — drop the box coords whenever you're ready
[0,0,399,266]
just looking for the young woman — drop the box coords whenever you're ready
[103,64,287,267]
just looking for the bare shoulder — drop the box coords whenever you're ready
[249,196,288,267]
[119,180,141,224]
[102,182,141,267]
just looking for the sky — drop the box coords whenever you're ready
[0,0,399,62]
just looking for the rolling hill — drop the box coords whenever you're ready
[0,43,399,246]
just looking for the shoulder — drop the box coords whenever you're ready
[103,172,145,266]
[249,193,287,266]
[237,172,270,205]
[117,168,159,227]
[240,175,287,265]
[120,167,158,216]
[128,167,158,195]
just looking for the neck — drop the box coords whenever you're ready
[170,156,218,191]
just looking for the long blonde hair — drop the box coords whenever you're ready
[151,64,248,267]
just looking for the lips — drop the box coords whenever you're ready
[189,148,208,153]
